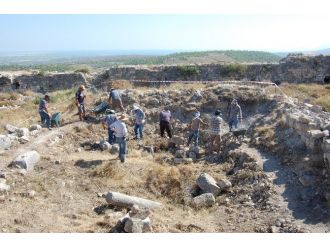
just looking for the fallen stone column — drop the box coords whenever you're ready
[105,191,162,209]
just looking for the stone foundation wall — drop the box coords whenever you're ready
[280,100,330,167]
[1,54,330,92]
[0,72,87,93]
[95,55,330,86]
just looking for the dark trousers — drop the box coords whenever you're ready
[160,121,172,138]
[108,128,116,145]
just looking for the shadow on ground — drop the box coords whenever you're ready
[74,159,104,168]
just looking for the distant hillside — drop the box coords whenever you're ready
[0,50,281,72]
[142,50,281,64]
[276,48,330,57]
[314,48,330,55]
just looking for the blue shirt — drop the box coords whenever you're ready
[104,114,117,128]
[133,108,145,124]
[109,90,121,100]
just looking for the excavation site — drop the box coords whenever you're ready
[0,55,330,233]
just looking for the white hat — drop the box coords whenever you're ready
[193,111,200,118]
[133,105,139,110]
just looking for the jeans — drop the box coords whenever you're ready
[116,137,127,162]
[108,128,116,144]
[187,130,200,146]
[229,117,239,131]
[134,123,144,139]
[39,111,51,128]
[78,103,86,114]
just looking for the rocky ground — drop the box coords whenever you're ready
[0,82,330,233]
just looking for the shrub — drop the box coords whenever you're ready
[74,66,91,74]
[177,65,199,78]
[37,70,46,76]
[221,64,247,78]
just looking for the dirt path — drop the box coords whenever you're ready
[240,144,330,232]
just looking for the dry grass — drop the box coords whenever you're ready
[253,125,276,149]
[145,165,193,203]
[111,80,134,90]
[159,82,207,91]
[280,83,330,111]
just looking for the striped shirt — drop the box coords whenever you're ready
[210,116,223,135]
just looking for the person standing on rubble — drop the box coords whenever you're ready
[159,108,172,138]
[108,88,125,111]
[38,94,52,130]
[131,105,146,140]
[209,110,223,153]
[102,109,117,145]
[110,117,128,163]
[75,85,86,121]
[187,111,207,147]
[227,99,242,131]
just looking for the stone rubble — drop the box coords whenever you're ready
[196,173,221,196]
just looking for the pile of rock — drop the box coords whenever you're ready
[105,191,161,233]
[173,149,193,165]
[1,123,43,150]
[191,173,232,209]
[119,205,152,233]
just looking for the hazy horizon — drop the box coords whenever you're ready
[0,15,330,54]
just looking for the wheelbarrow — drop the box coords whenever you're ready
[51,112,61,127]
[91,102,109,119]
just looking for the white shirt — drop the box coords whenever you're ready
[110,120,128,138]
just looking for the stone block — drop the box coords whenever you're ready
[11,151,40,171]
[196,173,221,195]
[191,193,215,209]
[217,178,232,191]
[0,135,11,150]
[15,128,29,138]
[29,124,42,131]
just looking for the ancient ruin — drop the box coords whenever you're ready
[0,54,330,233]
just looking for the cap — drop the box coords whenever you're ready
[106,109,116,115]
[79,85,85,90]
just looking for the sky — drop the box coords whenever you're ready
[0,14,330,53]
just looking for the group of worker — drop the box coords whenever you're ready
[38,85,242,163]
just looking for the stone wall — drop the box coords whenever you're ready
[94,55,330,86]
[1,54,330,92]
[280,100,330,167]
[0,72,87,93]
